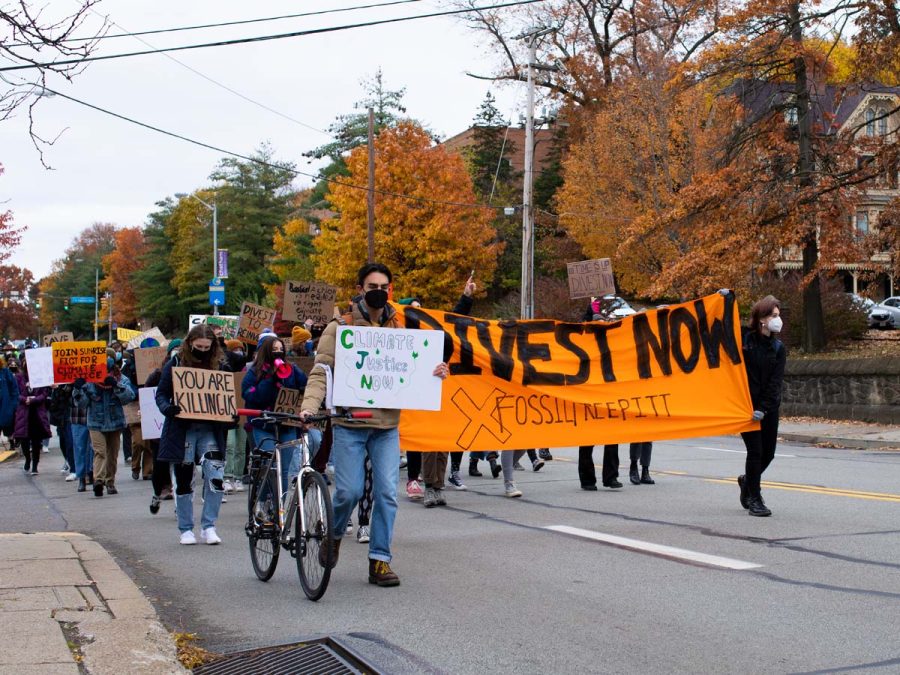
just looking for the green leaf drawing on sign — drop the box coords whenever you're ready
[367,399,374,405]
[399,377,404,384]
[376,348,380,355]
[412,351,418,359]
[424,339,429,347]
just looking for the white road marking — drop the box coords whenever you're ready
[545,525,763,570]
[698,446,795,458]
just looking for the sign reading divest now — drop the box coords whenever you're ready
[171,367,236,422]
[333,326,445,410]
[51,341,107,384]
[237,302,276,345]
[273,387,304,427]
[394,293,757,451]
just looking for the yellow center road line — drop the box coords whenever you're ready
[705,478,900,503]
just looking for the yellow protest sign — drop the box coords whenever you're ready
[117,327,144,342]
[395,293,756,451]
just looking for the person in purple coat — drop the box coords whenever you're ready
[13,353,52,475]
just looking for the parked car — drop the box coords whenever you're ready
[846,293,875,312]
[594,295,637,321]
[868,296,900,329]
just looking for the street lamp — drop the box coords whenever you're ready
[175,192,219,315]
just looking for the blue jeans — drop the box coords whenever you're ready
[176,427,224,533]
[72,423,94,478]
[287,427,323,478]
[56,421,74,471]
[252,426,298,494]
[331,425,400,562]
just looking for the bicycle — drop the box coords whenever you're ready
[238,407,371,601]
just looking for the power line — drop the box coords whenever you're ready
[8,0,426,47]
[85,9,328,135]
[38,84,513,211]
[0,0,548,73]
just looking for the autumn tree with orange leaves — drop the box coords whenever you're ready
[315,122,501,308]
[100,227,147,327]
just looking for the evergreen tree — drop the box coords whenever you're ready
[133,200,185,332]
[468,92,518,199]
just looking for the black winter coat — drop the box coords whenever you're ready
[741,328,787,415]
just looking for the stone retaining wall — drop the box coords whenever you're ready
[782,358,900,424]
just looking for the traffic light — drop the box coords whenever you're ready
[64,300,69,311]
[35,296,41,309]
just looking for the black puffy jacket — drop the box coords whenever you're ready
[741,327,787,414]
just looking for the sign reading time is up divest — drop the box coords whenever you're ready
[566,258,616,300]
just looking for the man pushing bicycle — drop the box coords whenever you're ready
[301,262,449,587]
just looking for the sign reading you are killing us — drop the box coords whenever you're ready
[393,293,758,451]
[282,281,336,325]
[171,367,236,422]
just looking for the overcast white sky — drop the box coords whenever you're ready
[1,0,523,280]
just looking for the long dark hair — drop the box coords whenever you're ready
[252,336,284,374]
[179,324,223,369]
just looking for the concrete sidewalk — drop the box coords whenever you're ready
[0,532,185,674]
[779,418,900,449]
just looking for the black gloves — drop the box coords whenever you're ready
[164,404,183,418]
[103,375,117,388]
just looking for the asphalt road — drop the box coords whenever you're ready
[2,435,899,674]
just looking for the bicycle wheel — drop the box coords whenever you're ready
[248,460,280,581]
[296,471,334,601]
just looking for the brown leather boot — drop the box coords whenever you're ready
[368,559,400,587]
[318,537,341,569]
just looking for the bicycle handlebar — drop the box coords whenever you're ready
[236,408,374,423]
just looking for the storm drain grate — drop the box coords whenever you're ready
[193,638,381,675]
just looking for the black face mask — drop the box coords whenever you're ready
[271,351,285,361]
[191,347,212,361]
[364,288,389,309]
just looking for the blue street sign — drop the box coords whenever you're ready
[70,296,96,304]
[209,280,225,307]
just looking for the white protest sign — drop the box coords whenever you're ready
[333,326,445,410]
[126,327,169,350]
[23,347,54,388]
[139,387,165,440]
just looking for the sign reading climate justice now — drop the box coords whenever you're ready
[171,367,236,422]
[333,326,445,410]
[51,341,107,384]
[393,293,757,451]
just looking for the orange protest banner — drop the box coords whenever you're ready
[51,341,107,385]
[394,293,757,451]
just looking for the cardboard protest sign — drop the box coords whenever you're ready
[287,356,315,375]
[394,293,757,451]
[51,341,107,385]
[566,258,616,300]
[236,302,277,345]
[282,281,337,325]
[273,387,304,427]
[333,326,445,410]
[116,327,143,342]
[171,367,236,422]
[188,314,240,337]
[42,332,74,347]
[233,371,245,411]
[23,347,54,388]
[139,387,165,440]
[123,402,141,426]
[134,346,168,385]
[126,327,169,350]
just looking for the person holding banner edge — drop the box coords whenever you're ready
[154,325,230,545]
[738,295,787,517]
[300,262,450,587]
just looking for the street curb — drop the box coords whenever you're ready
[0,450,14,464]
[780,433,900,450]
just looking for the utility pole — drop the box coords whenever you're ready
[367,106,376,263]
[212,202,219,316]
[93,268,99,341]
[108,292,113,344]
[517,26,554,320]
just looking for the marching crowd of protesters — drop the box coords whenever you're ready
[0,264,786,587]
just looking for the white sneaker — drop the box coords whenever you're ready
[201,527,221,545]
[180,531,197,545]
[65,473,76,482]
[60,463,69,473]
[234,481,245,493]
[222,480,235,494]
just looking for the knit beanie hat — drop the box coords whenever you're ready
[167,338,183,356]
[257,329,277,348]
[292,326,312,344]
[106,347,117,359]
[225,339,242,351]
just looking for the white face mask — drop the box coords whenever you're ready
[767,316,783,333]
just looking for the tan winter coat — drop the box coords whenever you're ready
[302,301,402,430]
